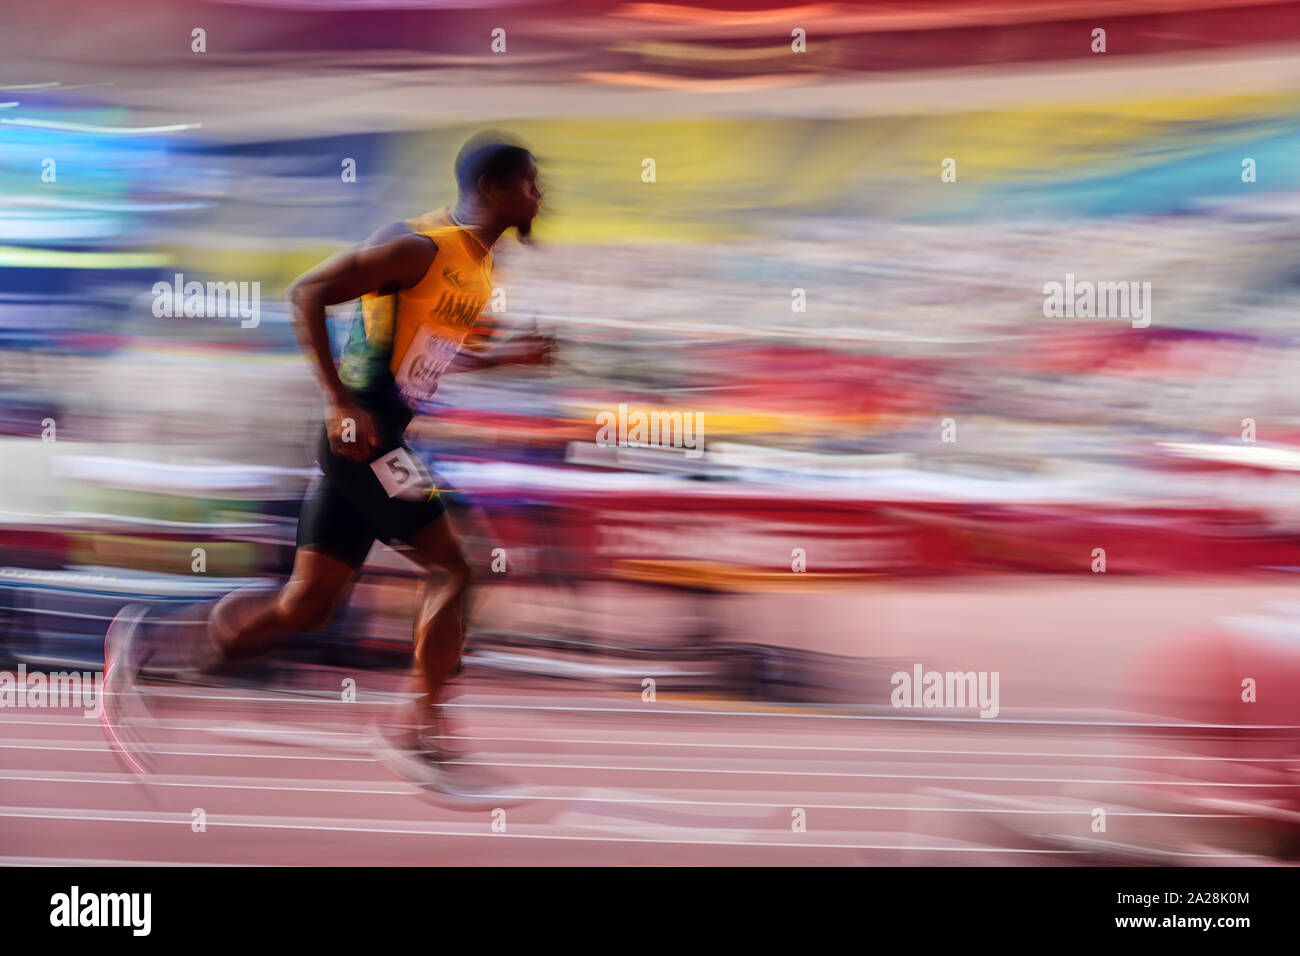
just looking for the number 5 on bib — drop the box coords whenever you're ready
[371,446,434,501]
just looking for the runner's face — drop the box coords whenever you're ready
[490,157,541,238]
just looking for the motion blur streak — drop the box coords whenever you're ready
[0,0,1299,864]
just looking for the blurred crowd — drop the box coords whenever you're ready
[1,0,1300,633]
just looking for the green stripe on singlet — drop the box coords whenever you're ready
[337,298,395,392]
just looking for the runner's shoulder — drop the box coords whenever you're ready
[365,219,439,254]
[359,223,439,293]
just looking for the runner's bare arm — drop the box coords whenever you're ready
[444,332,554,372]
[286,230,436,406]
[445,341,499,372]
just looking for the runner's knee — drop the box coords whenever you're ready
[433,549,471,592]
[275,579,340,630]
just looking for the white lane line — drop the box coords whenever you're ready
[0,768,406,795]
[0,716,374,747]
[55,690,1300,729]
[0,740,370,761]
[0,769,1243,817]
[0,857,254,867]
[6,714,1299,762]
[452,739,1300,762]
[453,758,1300,787]
[0,805,1092,853]
[0,739,1288,787]
[4,803,1265,859]
[9,683,1296,731]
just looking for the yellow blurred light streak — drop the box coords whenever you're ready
[529,311,1002,345]
[436,98,1297,240]
[123,345,295,363]
[568,405,894,436]
[0,247,169,269]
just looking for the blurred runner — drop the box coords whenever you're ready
[108,132,552,797]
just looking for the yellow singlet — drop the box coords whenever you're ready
[336,208,494,414]
[387,214,494,405]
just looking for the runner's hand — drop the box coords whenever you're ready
[326,400,381,462]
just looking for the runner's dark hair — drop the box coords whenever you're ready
[455,132,534,196]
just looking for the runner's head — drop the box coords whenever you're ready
[455,132,541,242]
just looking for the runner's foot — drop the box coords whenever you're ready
[102,603,159,775]
[132,601,226,681]
[375,703,469,762]
[371,719,528,809]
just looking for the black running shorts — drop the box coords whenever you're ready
[296,424,446,568]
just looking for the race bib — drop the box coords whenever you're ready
[394,325,463,404]
[370,445,434,501]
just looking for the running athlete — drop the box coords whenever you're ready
[200,134,548,787]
